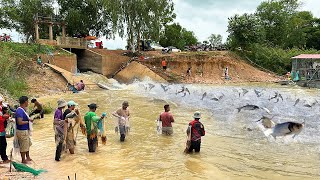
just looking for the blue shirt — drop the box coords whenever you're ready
[15,108,29,130]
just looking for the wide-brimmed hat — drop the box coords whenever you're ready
[68,100,78,106]
[57,99,67,108]
[193,111,201,119]
[88,103,98,109]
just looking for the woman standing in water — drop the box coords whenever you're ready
[53,99,67,161]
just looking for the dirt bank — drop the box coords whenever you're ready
[140,51,281,84]
[114,61,167,83]
[27,65,67,97]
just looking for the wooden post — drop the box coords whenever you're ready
[49,23,53,41]
[35,23,39,41]
[62,24,66,38]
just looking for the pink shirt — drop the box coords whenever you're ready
[160,112,174,127]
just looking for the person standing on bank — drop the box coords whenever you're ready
[84,103,106,152]
[112,101,130,142]
[53,99,67,161]
[186,111,205,153]
[15,96,33,164]
[161,59,167,71]
[159,104,174,135]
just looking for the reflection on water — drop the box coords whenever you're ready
[6,80,320,179]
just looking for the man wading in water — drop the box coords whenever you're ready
[84,103,106,152]
[112,101,130,142]
[159,104,174,135]
[186,111,205,153]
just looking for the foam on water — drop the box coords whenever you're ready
[117,79,320,145]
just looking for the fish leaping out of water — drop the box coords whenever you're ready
[254,89,263,97]
[148,83,155,90]
[201,92,207,100]
[237,105,260,112]
[242,88,249,96]
[264,120,305,140]
[237,105,271,114]
[176,86,185,95]
[185,88,190,95]
[161,84,169,92]
[268,92,279,101]
[256,116,276,128]
[294,98,300,106]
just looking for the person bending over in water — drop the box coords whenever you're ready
[30,98,44,119]
[112,101,130,142]
[159,104,174,135]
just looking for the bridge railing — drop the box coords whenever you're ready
[56,36,87,48]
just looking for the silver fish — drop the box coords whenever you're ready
[242,88,249,96]
[185,88,190,95]
[278,93,283,101]
[148,83,155,90]
[201,92,207,100]
[161,84,169,92]
[266,121,304,139]
[237,105,259,113]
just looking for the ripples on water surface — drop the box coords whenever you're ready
[7,79,320,179]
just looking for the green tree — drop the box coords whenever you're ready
[208,34,222,47]
[256,0,300,48]
[58,0,116,37]
[159,23,197,50]
[305,17,320,50]
[113,0,175,51]
[0,0,54,42]
[227,13,263,49]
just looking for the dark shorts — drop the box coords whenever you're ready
[163,66,167,70]
[188,140,201,153]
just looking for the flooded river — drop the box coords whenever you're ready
[6,79,320,179]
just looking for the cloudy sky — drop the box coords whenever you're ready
[2,0,320,49]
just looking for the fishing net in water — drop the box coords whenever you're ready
[0,172,35,180]
[12,162,47,176]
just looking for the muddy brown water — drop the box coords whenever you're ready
[4,84,320,180]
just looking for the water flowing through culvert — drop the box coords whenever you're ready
[6,76,320,180]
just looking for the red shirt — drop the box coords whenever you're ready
[160,112,174,127]
[189,120,205,141]
[161,60,167,67]
[0,114,9,133]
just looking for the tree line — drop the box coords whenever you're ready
[227,0,320,74]
[0,0,202,50]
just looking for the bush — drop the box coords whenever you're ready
[42,103,54,114]
[0,45,30,98]
[236,44,320,75]
[0,42,55,58]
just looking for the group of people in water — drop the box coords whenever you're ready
[0,94,205,164]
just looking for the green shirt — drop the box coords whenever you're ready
[84,111,97,134]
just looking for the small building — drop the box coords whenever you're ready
[291,54,320,87]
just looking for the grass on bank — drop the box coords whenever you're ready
[0,42,56,98]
